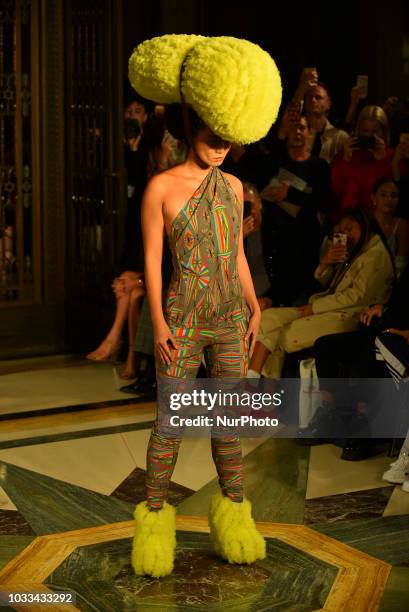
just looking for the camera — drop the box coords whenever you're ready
[124,118,141,139]
[356,135,375,149]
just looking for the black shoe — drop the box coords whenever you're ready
[341,438,387,461]
[120,377,157,399]
[341,439,373,461]
[297,402,347,442]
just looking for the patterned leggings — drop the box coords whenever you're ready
[146,319,248,510]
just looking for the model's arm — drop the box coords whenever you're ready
[227,174,261,357]
[141,175,177,365]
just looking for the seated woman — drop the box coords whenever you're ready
[331,105,406,214]
[86,271,145,378]
[247,207,394,380]
[372,177,409,277]
[311,263,409,459]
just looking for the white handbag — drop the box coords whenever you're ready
[298,357,323,428]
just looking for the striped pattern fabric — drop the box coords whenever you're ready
[146,427,244,510]
[375,332,409,385]
[144,166,250,511]
[164,166,248,328]
[156,319,249,379]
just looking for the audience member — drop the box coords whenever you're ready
[290,68,349,163]
[257,113,331,305]
[372,177,409,276]
[331,105,406,213]
[310,263,409,459]
[343,83,368,133]
[87,96,186,378]
[247,208,394,379]
[242,182,271,300]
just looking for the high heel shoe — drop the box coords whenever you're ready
[86,339,123,362]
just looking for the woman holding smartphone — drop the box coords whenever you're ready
[331,106,407,213]
[247,208,394,379]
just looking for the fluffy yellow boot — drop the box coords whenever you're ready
[208,493,266,564]
[131,500,176,578]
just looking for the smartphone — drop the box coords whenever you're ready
[333,232,347,246]
[356,75,368,98]
[243,200,252,217]
[124,118,141,139]
[356,135,376,149]
[305,66,318,80]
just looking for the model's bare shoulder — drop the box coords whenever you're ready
[222,171,243,201]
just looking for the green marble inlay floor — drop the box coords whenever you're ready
[314,514,409,566]
[379,567,409,612]
[0,535,35,570]
[178,439,309,524]
[46,531,337,612]
[0,461,133,535]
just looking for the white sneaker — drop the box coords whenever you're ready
[402,479,409,493]
[382,452,409,484]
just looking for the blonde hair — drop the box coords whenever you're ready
[355,105,390,144]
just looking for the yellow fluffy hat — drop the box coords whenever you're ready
[128,34,282,145]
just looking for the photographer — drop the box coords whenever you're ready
[331,105,407,213]
[290,68,349,163]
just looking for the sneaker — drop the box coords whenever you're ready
[382,452,409,484]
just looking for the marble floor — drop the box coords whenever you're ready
[0,357,408,610]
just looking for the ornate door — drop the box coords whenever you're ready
[0,0,41,306]
[64,0,126,351]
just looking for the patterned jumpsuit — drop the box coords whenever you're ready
[146,166,251,510]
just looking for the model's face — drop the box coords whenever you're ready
[338,217,362,247]
[194,126,232,166]
[358,119,383,138]
[124,101,148,125]
[305,86,331,115]
[287,117,310,148]
[373,182,399,214]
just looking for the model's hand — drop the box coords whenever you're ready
[154,321,178,364]
[385,328,409,343]
[245,309,261,358]
[360,304,384,326]
[298,304,313,317]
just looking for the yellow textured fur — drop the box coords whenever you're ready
[131,500,176,578]
[128,34,282,144]
[208,493,266,564]
[128,34,204,104]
